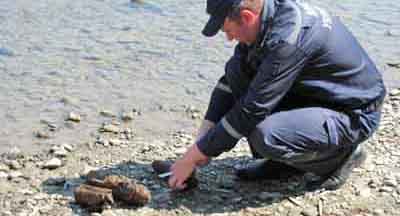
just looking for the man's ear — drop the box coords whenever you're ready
[240,9,257,25]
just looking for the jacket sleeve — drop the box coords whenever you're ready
[204,76,235,123]
[204,44,244,123]
[197,41,308,157]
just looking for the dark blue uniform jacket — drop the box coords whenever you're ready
[197,0,386,157]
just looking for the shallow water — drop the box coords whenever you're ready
[0,0,399,153]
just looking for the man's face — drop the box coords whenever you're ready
[221,13,259,45]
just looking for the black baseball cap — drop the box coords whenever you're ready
[202,0,241,37]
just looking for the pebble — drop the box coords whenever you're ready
[109,139,122,146]
[390,88,400,96]
[61,143,74,152]
[8,160,22,170]
[53,149,68,157]
[301,208,318,216]
[379,186,394,193]
[101,124,120,133]
[383,178,397,187]
[373,209,385,216]
[67,112,81,122]
[356,186,371,197]
[7,171,23,180]
[121,111,134,121]
[0,163,9,172]
[0,171,8,179]
[35,130,50,139]
[100,110,116,117]
[42,158,63,169]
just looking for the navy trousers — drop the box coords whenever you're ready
[247,104,382,176]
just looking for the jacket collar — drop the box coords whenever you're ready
[254,0,276,48]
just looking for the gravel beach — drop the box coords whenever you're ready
[0,88,399,216]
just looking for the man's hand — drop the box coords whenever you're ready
[168,144,209,190]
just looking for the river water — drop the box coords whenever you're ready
[0,0,399,153]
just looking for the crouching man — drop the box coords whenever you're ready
[168,0,386,191]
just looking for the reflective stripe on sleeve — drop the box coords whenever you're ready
[216,82,232,93]
[221,117,243,139]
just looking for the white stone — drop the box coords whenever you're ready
[0,171,8,179]
[43,158,63,169]
[121,111,134,121]
[389,89,400,96]
[109,139,122,146]
[0,163,10,172]
[383,178,398,187]
[61,143,74,152]
[379,186,394,193]
[67,112,81,122]
[102,124,119,133]
[356,187,371,197]
[53,148,68,157]
[100,110,116,117]
[8,171,23,179]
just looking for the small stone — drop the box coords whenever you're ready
[0,163,9,172]
[0,171,8,179]
[100,110,116,117]
[35,130,50,139]
[390,89,400,96]
[121,111,134,121]
[373,209,385,216]
[175,147,187,154]
[8,160,22,170]
[356,186,371,197]
[101,124,120,133]
[301,208,318,216]
[61,143,74,152]
[7,171,23,180]
[379,186,393,193]
[109,139,122,146]
[42,158,63,169]
[387,63,400,69]
[383,178,397,187]
[1,211,12,216]
[67,112,81,122]
[53,148,68,157]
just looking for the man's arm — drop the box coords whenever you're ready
[196,41,308,158]
[168,45,243,190]
[195,119,216,143]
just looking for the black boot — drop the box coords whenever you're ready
[307,145,367,191]
[235,159,304,181]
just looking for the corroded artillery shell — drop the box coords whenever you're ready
[151,160,198,190]
[87,174,130,189]
[74,184,114,208]
[112,181,151,206]
[85,173,151,206]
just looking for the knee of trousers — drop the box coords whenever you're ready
[248,122,324,164]
[247,126,293,161]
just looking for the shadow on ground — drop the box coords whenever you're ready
[41,156,311,215]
